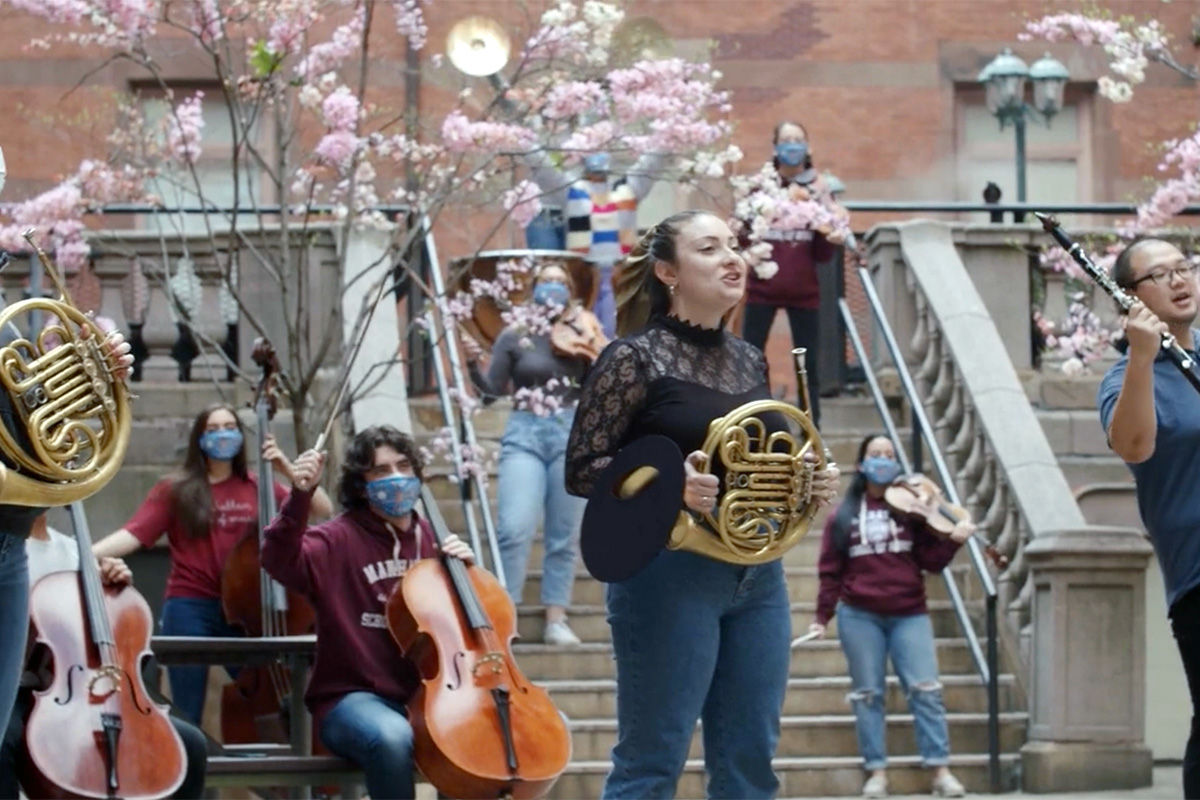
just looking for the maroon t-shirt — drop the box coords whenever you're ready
[124,474,289,599]
[815,495,962,625]
[261,488,439,733]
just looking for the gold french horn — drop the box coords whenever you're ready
[663,347,828,565]
[0,229,133,506]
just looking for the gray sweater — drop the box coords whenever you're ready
[472,327,587,407]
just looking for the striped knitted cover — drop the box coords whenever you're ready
[564,179,639,264]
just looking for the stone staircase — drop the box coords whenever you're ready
[410,394,1027,798]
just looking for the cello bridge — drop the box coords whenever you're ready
[472,652,504,676]
[88,665,123,699]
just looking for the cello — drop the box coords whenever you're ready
[385,486,572,800]
[219,338,316,743]
[21,502,187,800]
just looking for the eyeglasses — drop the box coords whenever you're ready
[1130,263,1199,287]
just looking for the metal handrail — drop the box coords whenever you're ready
[420,216,505,586]
[843,273,1003,791]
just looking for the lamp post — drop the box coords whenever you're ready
[978,48,1069,221]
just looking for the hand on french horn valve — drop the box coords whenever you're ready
[83,323,135,381]
[804,450,840,506]
[683,450,719,514]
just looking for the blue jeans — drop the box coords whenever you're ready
[0,536,28,742]
[160,596,243,725]
[594,262,616,339]
[320,691,415,800]
[496,409,585,608]
[603,550,791,799]
[836,603,951,770]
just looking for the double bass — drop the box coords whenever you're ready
[385,486,572,800]
[21,502,187,799]
[219,338,316,743]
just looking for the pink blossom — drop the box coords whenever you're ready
[167,92,205,164]
[321,87,361,132]
[392,0,427,50]
[7,0,160,49]
[503,181,543,228]
[440,110,538,155]
[542,81,607,120]
[296,6,365,79]
[314,131,361,169]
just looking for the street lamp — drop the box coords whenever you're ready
[978,48,1070,221]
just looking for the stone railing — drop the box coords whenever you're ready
[5,224,346,383]
[866,220,1154,792]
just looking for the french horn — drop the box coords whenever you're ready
[0,230,133,506]
[663,347,828,565]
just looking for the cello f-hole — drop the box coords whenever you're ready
[449,651,467,690]
[54,664,84,705]
[120,670,155,715]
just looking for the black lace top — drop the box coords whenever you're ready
[564,314,778,497]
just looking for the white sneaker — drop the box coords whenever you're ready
[932,771,966,797]
[863,773,888,798]
[543,620,581,646]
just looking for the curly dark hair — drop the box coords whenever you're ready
[338,425,425,510]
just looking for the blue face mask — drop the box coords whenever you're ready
[860,456,902,487]
[533,281,570,307]
[775,141,809,168]
[198,429,243,461]
[583,152,611,175]
[365,474,422,518]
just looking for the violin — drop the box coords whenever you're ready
[21,502,187,799]
[219,338,317,744]
[385,487,572,800]
[550,305,608,363]
[883,473,1009,568]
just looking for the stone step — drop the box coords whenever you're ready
[1075,482,1142,530]
[1035,407,1109,457]
[1056,455,1131,490]
[538,674,1020,718]
[563,710,1027,762]
[545,752,1020,798]
[515,600,973,644]
[128,381,255,419]
[511,638,984,681]
[521,565,953,607]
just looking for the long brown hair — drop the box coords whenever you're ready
[169,403,250,539]
[613,209,715,337]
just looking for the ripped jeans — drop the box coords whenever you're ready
[835,603,950,770]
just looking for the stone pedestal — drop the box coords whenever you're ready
[1020,526,1155,793]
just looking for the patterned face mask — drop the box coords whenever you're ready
[860,456,901,487]
[198,429,243,461]
[365,474,422,518]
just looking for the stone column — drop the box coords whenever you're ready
[1020,525,1155,792]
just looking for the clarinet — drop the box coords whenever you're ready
[1035,211,1200,394]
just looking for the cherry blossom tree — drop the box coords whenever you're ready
[1022,6,1200,373]
[0,0,739,458]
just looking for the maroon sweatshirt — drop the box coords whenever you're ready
[815,494,962,626]
[261,488,438,732]
[742,167,839,311]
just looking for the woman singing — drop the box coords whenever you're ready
[471,263,605,645]
[808,434,972,799]
[92,403,333,725]
[564,209,841,799]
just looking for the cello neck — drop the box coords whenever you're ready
[418,485,493,633]
[69,503,117,657]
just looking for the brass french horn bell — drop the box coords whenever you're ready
[446,16,511,77]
